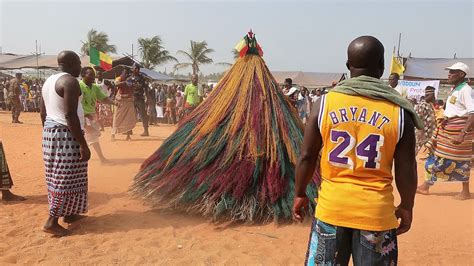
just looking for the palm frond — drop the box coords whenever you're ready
[137,35,175,69]
[174,62,192,71]
[215,62,232,67]
[81,28,116,55]
[176,50,193,60]
[176,40,214,75]
[232,49,240,59]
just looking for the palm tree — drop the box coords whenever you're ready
[232,49,240,59]
[81,28,117,56]
[215,49,240,68]
[137,36,177,69]
[174,40,214,75]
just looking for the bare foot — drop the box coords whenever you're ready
[1,190,26,202]
[416,184,430,195]
[43,224,69,237]
[453,192,471,200]
[63,214,87,224]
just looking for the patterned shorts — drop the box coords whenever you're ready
[305,219,397,266]
[425,154,470,184]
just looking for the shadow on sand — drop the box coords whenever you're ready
[6,192,124,207]
[69,205,311,236]
[424,192,473,199]
[108,158,145,165]
[130,137,166,142]
[70,208,209,235]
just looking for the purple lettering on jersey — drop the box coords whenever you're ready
[358,108,367,123]
[329,130,384,170]
[356,134,383,169]
[339,108,349,122]
[367,111,382,127]
[350,107,358,121]
[329,130,351,165]
[377,116,391,130]
[329,111,339,125]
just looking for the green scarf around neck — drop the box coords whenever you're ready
[331,75,424,129]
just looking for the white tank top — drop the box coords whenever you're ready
[42,72,84,129]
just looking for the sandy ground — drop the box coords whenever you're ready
[0,111,473,265]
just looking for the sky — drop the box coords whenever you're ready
[0,0,473,76]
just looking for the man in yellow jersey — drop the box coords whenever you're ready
[293,36,420,265]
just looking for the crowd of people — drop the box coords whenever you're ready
[0,38,471,265]
[1,58,214,226]
[387,65,473,200]
[0,75,45,124]
[281,78,329,124]
[0,66,214,129]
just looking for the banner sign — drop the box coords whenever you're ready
[397,80,440,100]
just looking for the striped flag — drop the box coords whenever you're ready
[89,47,112,71]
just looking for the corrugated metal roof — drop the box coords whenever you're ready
[0,54,21,65]
[0,53,120,70]
[0,54,91,70]
[102,65,173,81]
[271,71,346,87]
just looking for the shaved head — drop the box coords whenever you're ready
[57,50,81,77]
[346,36,385,78]
[57,50,80,66]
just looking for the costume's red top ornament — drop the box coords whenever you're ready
[235,29,264,58]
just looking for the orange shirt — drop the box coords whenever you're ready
[316,92,403,231]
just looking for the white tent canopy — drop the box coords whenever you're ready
[0,54,92,70]
[271,71,346,87]
[404,57,474,79]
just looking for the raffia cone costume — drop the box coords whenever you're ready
[131,32,318,223]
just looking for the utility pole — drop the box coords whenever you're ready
[397,33,402,57]
[35,40,39,78]
[31,40,43,79]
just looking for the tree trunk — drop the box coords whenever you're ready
[192,64,197,76]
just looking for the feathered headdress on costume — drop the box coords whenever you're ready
[235,30,264,58]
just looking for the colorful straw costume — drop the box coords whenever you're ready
[131,31,318,223]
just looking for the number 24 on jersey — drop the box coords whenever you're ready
[328,130,384,170]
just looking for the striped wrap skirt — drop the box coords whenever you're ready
[425,117,472,183]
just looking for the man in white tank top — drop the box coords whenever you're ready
[39,51,90,237]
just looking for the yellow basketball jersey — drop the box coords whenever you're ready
[316,92,403,231]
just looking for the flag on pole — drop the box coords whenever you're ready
[89,47,112,71]
[390,54,405,75]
